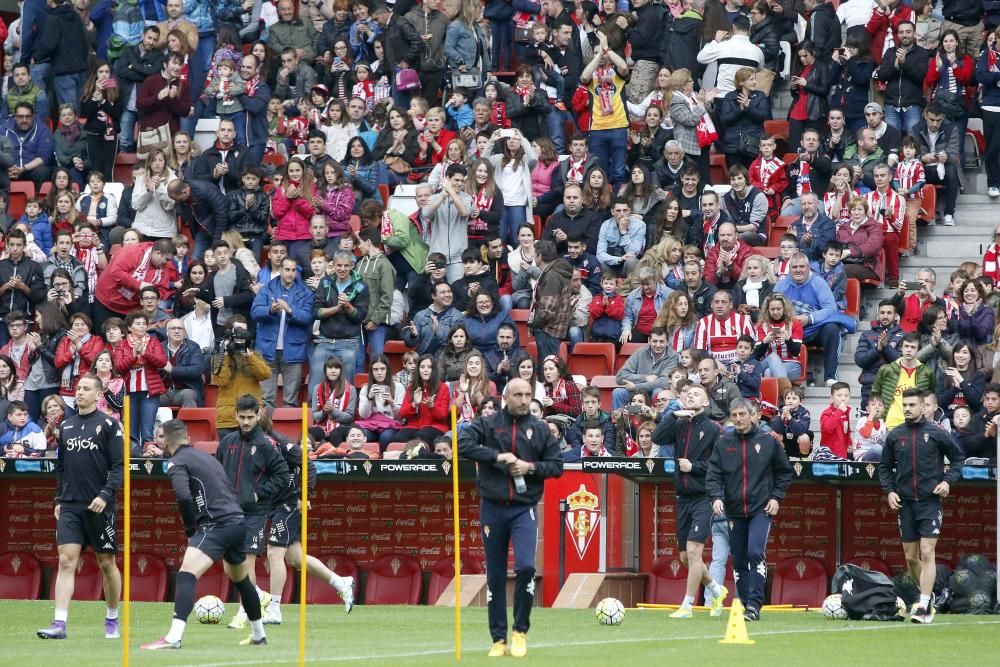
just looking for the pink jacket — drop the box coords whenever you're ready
[272,186,317,241]
[531,160,559,198]
[320,186,356,237]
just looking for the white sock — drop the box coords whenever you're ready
[105,607,119,620]
[54,609,68,623]
[919,594,931,609]
[270,601,281,614]
[329,572,347,589]
[251,619,265,641]
[707,581,723,596]
[682,595,695,609]
[164,618,186,644]
[256,586,266,599]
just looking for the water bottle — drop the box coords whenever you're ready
[513,474,527,494]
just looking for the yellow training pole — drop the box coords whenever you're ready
[299,402,308,667]
[123,396,131,666]
[451,406,461,661]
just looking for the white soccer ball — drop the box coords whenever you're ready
[822,593,848,620]
[595,597,625,626]
[195,595,226,624]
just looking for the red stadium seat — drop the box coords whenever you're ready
[760,377,779,410]
[533,215,543,239]
[48,552,104,600]
[918,184,936,223]
[509,309,533,345]
[526,341,568,363]
[589,376,618,411]
[365,553,423,605]
[194,561,232,601]
[383,340,411,373]
[254,556,296,604]
[306,555,360,604]
[567,342,616,377]
[378,183,391,206]
[755,246,781,260]
[845,557,893,577]
[177,407,216,442]
[615,343,645,373]
[354,373,369,390]
[262,153,286,170]
[193,440,218,455]
[426,556,485,605]
[349,214,361,232]
[204,384,219,408]
[763,119,790,154]
[113,152,140,186]
[793,345,807,386]
[0,551,42,599]
[859,251,884,288]
[709,153,728,185]
[782,152,798,165]
[8,181,34,219]
[771,556,828,606]
[272,407,309,440]
[844,278,861,319]
[645,556,696,604]
[130,553,169,602]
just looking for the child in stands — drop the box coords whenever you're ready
[893,135,926,254]
[770,386,812,459]
[772,234,798,278]
[818,381,853,460]
[729,335,763,399]
[854,393,887,461]
[811,240,847,310]
[589,273,625,343]
[749,135,788,224]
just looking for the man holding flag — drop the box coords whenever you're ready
[458,379,564,658]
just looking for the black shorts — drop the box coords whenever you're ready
[189,519,248,566]
[243,513,268,556]
[898,497,943,543]
[676,495,712,547]
[267,503,301,548]
[56,504,117,553]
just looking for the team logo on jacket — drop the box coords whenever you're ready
[250,446,256,456]
[564,484,601,559]
[924,434,929,443]
[754,443,761,454]
[526,428,533,440]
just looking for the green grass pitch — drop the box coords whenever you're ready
[7,600,999,666]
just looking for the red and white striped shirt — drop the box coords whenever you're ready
[754,320,804,362]
[823,191,853,226]
[983,243,1000,284]
[866,188,906,235]
[771,258,791,277]
[749,156,785,190]
[694,312,756,365]
[893,158,925,199]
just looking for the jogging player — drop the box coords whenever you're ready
[879,388,964,624]
[216,395,290,629]
[457,378,564,658]
[263,414,354,624]
[651,384,729,617]
[706,398,792,621]
[38,376,124,640]
[141,419,268,649]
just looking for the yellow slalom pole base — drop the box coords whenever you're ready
[719,598,756,645]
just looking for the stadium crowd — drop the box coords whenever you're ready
[0,0,997,466]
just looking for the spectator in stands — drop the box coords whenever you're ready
[698,16,764,92]
[250,257,314,408]
[688,190,730,253]
[791,192,836,263]
[136,51,193,137]
[312,357,357,445]
[729,334,763,398]
[704,222,755,290]
[565,386,616,454]
[293,217,339,276]
[819,381,852,459]
[965,384,1000,461]
[861,103,902,162]
[1,101,53,189]
[787,41,829,150]
[112,26,164,154]
[653,291,698,354]
[694,290,756,367]
[113,310,166,450]
[168,131,199,180]
[423,164,471,282]
[3,63,49,123]
[732,255,776,322]
[948,279,995,347]
[206,240,254,338]
[33,0,88,111]
[753,293,804,393]
[941,0,984,62]
[682,259,717,318]
[155,0,197,51]
[371,3,422,108]
[775,252,852,386]
[855,299,905,402]
[597,199,646,277]
[159,318,205,408]
[978,28,1000,199]
[355,354,405,448]
[540,355,581,418]
[527,239,574,361]
[543,184,602,256]
[167,178,228,259]
[866,0,915,65]
[668,68,717,187]
[52,105,88,189]
[699,356,741,422]
[212,316,271,438]
[310,250,369,392]
[835,196,884,283]
[748,2,781,74]
[874,20,931,133]
[653,141,696,195]
[238,53,272,166]
[937,340,986,418]
[356,226,395,366]
[50,311,101,400]
[440,323,475,382]
[866,163,906,287]
[396,353,451,444]
[844,127,885,190]
[872,333,935,429]
[619,267,672,345]
[193,119,249,194]
[0,230,46,346]
[781,129,832,216]
[913,102,961,226]
[465,291,517,355]
[803,0,841,62]
[403,281,464,356]
[612,327,678,410]
[914,305,955,375]
[716,68,770,171]
[892,267,946,332]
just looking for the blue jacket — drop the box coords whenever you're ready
[18,0,49,65]
[1,119,54,168]
[402,305,464,355]
[597,218,647,267]
[464,309,518,355]
[775,271,856,338]
[251,276,315,364]
[731,357,763,399]
[622,283,673,332]
[977,49,1000,108]
[793,212,837,263]
[444,21,491,73]
[163,338,206,404]
[183,0,216,35]
[237,79,271,148]
[20,213,52,256]
[809,260,847,310]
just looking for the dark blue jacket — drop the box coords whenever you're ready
[1,119,54,168]
[979,49,1000,108]
[853,322,904,388]
[731,357,763,399]
[163,338,206,404]
[251,275,315,364]
[237,79,271,148]
[770,405,811,449]
[565,410,616,454]
[176,179,228,242]
[792,212,837,263]
[464,309,519,356]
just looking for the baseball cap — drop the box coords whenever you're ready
[864,102,883,114]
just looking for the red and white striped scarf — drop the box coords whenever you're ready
[567,154,588,183]
[824,191,853,226]
[753,156,784,187]
[771,258,791,277]
[984,243,1000,283]
[74,245,99,303]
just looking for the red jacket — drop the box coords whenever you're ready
[94,242,174,315]
[412,128,457,169]
[865,6,915,65]
[704,241,755,287]
[112,335,167,396]
[820,404,852,459]
[924,53,974,102]
[54,335,106,396]
[399,383,450,432]
[272,186,317,241]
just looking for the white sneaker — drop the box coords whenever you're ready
[227,610,248,630]
[943,214,955,226]
[824,379,838,387]
[258,590,272,611]
[989,187,1000,198]
[337,577,355,614]
[262,607,282,625]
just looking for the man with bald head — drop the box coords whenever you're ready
[458,378,564,658]
[160,318,207,408]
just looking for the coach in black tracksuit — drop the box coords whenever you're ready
[458,378,563,658]
[878,388,964,623]
[706,398,792,621]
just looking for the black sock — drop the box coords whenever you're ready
[174,571,197,621]
[234,576,262,621]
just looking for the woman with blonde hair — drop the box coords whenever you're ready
[132,148,178,240]
[653,290,697,352]
[428,138,469,191]
[667,68,717,185]
[618,235,673,295]
[221,230,262,277]
[753,293,803,394]
[168,131,200,180]
[732,254,776,320]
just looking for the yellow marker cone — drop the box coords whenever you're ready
[719,598,756,645]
